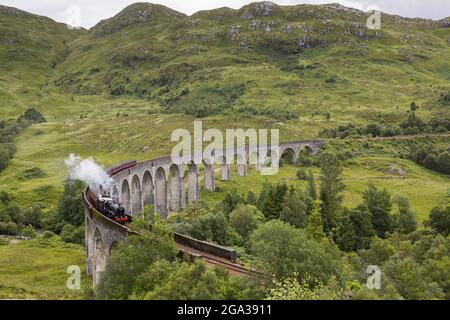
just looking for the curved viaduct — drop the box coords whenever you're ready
[84,140,325,284]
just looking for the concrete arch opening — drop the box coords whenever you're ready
[155,167,168,217]
[203,159,215,191]
[94,228,105,284]
[281,148,297,165]
[109,241,119,256]
[121,179,131,213]
[249,151,260,171]
[236,153,248,176]
[187,162,200,204]
[218,156,231,181]
[300,145,314,155]
[142,171,155,207]
[169,164,182,212]
[131,175,142,215]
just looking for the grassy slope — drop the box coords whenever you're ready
[0,237,88,299]
[200,156,449,223]
[0,5,84,118]
[0,2,449,213]
[51,3,450,124]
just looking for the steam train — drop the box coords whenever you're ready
[96,194,133,225]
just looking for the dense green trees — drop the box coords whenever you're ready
[362,182,393,238]
[0,191,42,238]
[188,212,232,246]
[58,179,85,227]
[280,190,308,229]
[0,108,46,173]
[258,182,288,220]
[393,196,418,234]
[229,205,264,240]
[266,275,343,300]
[319,153,345,232]
[307,170,317,200]
[132,260,262,300]
[410,143,450,175]
[249,220,342,282]
[95,231,179,300]
[335,205,375,251]
[428,206,450,236]
[320,112,450,139]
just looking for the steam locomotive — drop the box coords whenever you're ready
[96,194,133,225]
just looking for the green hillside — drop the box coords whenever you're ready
[0,2,448,212]
[50,2,450,123]
[0,5,84,117]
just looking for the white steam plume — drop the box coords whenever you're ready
[64,154,112,188]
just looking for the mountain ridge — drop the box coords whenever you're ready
[1,2,450,123]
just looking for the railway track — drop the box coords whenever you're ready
[85,189,258,277]
[175,243,261,277]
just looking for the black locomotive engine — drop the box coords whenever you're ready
[96,195,132,225]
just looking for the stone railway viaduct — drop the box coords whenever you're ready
[84,140,325,284]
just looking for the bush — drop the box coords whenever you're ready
[229,205,264,240]
[95,232,178,300]
[20,225,37,238]
[249,220,343,282]
[428,206,450,236]
[132,260,262,300]
[60,224,85,245]
[19,108,46,123]
[57,179,86,227]
[43,230,56,239]
[280,190,308,229]
[188,212,232,246]
[22,204,43,228]
[0,221,18,235]
[296,169,308,180]
[17,167,47,180]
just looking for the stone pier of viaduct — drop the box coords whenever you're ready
[84,140,325,284]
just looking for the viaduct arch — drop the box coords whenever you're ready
[84,140,325,284]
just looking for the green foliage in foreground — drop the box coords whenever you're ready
[131,260,263,300]
[95,225,263,300]
[428,206,450,236]
[95,230,178,300]
[248,220,343,283]
[0,236,88,300]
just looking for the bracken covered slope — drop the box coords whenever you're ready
[48,1,450,122]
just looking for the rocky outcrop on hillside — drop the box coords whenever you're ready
[91,3,186,37]
[240,1,279,20]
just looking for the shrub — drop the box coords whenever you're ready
[20,225,37,238]
[95,232,178,300]
[17,167,47,180]
[0,221,18,235]
[43,230,56,239]
[280,190,308,229]
[60,224,85,245]
[393,196,418,234]
[188,212,232,246]
[249,220,342,282]
[428,206,450,236]
[229,205,264,240]
[57,179,85,227]
[296,169,308,180]
[19,108,46,123]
